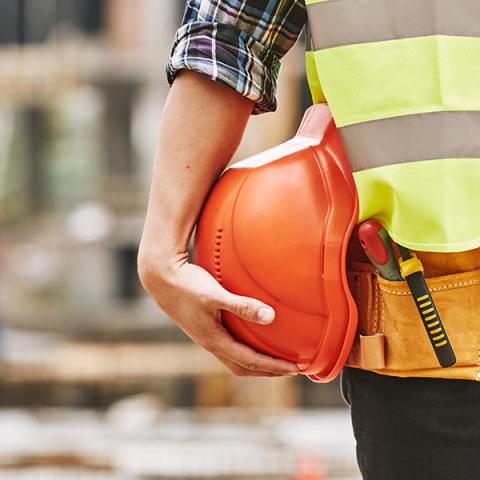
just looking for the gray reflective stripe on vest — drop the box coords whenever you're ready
[307,0,480,50]
[339,111,480,172]
[305,24,315,52]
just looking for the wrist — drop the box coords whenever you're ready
[137,239,187,287]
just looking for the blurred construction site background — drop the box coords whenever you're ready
[0,1,360,479]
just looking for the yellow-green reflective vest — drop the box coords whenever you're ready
[305,0,480,253]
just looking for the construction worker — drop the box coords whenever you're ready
[137,2,480,479]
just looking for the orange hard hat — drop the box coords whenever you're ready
[193,104,359,382]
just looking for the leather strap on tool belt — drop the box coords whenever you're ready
[346,248,480,380]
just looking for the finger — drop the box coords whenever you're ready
[216,355,284,377]
[213,290,275,325]
[203,325,299,375]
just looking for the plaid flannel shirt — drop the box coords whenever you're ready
[167,0,306,114]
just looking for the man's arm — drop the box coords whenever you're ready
[138,70,299,376]
[138,0,306,376]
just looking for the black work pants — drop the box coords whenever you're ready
[341,367,480,480]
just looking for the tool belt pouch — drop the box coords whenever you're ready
[346,265,480,380]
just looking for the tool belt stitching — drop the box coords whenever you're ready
[476,346,480,380]
[373,277,379,333]
[379,290,385,335]
[380,278,480,296]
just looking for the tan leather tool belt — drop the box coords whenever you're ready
[346,248,480,380]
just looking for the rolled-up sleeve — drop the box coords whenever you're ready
[167,0,306,114]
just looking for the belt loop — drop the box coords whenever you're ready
[347,269,386,370]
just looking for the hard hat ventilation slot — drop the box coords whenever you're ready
[214,227,223,283]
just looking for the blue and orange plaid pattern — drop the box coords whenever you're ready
[167,0,306,114]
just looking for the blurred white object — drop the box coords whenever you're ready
[106,394,164,432]
[7,243,62,287]
[66,202,114,243]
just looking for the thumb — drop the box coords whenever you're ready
[218,292,275,325]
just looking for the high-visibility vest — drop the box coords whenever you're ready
[304,0,480,253]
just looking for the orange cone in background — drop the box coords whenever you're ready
[292,453,328,480]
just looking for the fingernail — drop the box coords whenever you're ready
[258,307,274,324]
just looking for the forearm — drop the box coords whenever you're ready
[136,2,303,378]
[139,70,254,275]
